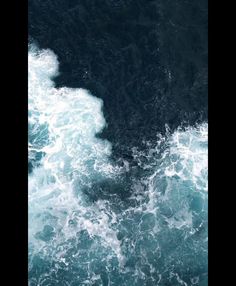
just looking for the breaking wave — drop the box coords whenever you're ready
[28,47,208,286]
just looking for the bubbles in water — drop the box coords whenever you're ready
[28,46,208,286]
[28,45,123,264]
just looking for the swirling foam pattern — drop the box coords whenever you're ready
[28,47,208,286]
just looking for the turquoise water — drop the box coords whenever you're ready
[28,47,208,286]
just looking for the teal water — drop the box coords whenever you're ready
[28,47,208,286]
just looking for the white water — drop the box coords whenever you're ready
[28,46,208,285]
[28,46,124,263]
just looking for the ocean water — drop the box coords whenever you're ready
[28,47,208,286]
[28,0,208,284]
[28,0,208,160]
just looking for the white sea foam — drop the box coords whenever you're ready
[166,123,208,191]
[28,45,208,284]
[28,46,124,263]
[128,123,208,231]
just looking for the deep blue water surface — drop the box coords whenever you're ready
[28,1,208,285]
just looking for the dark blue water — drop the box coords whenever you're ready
[28,1,208,285]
